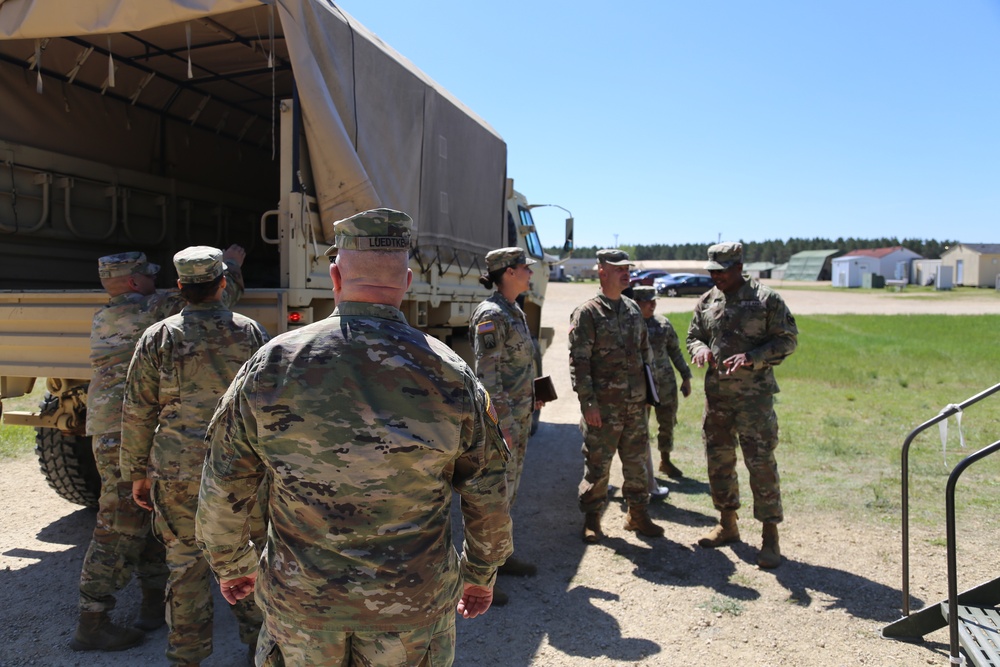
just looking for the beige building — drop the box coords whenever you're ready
[939,244,1000,287]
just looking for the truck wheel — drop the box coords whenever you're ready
[34,395,100,508]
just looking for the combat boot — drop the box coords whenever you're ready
[491,587,509,606]
[498,555,537,577]
[69,611,145,652]
[757,522,781,569]
[623,505,664,537]
[582,511,603,544]
[133,586,165,631]
[658,456,684,478]
[697,509,740,548]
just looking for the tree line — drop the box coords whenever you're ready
[548,238,957,263]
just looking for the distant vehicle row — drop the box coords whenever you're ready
[627,269,715,297]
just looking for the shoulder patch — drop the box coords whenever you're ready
[476,320,496,334]
[484,390,499,425]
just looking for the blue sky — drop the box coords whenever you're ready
[335,1,1000,249]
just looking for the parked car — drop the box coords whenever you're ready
[629,270,672,288]
[655,274,715,297]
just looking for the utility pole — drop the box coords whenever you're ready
[613,233,619,248]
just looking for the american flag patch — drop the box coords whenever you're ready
[485,391,499,425]
[476,320,495,334]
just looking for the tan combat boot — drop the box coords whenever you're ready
[69,611,145,652]
[623,505,665,537]
[133,586,165,631]
[757,522,781,569]
[658,456,684,478]
[498,555,538,577]
[697,509,740,548]
[582,511,603,544]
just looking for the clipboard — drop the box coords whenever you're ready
[644,364,660,406]
[534,375,558,403]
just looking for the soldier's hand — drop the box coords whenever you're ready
[692,349,714,369]
[131,479,153,511]
[722,353,751,375]
[220,574,257,605]
[457,583,493,619]
[680,378,692,397]
[583,406,602,429]
[222,244,247,267]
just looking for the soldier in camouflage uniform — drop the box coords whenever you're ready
[686,242,798,569]
[470,247,544,594]
[631,286,692,488]
[121,246,268,667]
[71,245,245,652]
[195,209,512,667]
[569,249,664,543]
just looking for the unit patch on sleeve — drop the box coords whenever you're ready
[477,320,497,349]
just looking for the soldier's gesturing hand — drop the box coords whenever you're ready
[457,583,494,619]
[583,405,602,429]
[722,353,751,375]
[220,574,257,605]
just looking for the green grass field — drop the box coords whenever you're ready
[661,312,1000,532]
[0,381,46,459]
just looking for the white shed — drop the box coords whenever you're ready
[831,255,880,288]
[841,246,923,282]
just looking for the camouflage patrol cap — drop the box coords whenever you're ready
[596,248,634,266]
[324,208,413,255]
[705,242,743,270]
[173,246,225,284]
[632,286,656,302]
[485,247,537,273]
[97,251,159,279]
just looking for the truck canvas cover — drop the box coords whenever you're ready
[0,0,506,262]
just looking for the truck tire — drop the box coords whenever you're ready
[34,395,100,508]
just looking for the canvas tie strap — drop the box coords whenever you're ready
[107,35,115,88]
[938,404,965,466]
[34,40,43,93]
[186,23,194,78]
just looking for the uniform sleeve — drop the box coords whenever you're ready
[119,327,163,481]
[686,300,711,358]
[471,309,513,425]
[568,306,598,408]
[664,320,692,379]
[195,359,266,581]
[220,260,245,308]
[452,374,513,588]
[747,297,798,368]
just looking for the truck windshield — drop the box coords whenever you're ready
[518,207,544,259]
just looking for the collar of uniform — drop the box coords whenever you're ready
[181,301,229,313]
[491,291,525,320]
[333,301,408,324]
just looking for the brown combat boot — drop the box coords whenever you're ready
[582,511,603,544]
[697,509,740,548]
[69,611,145,652]
[623,505,664,537]
[757,522,781,569]
[133,586,165,631]
[658,456,684,478]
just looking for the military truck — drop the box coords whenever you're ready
[0,0,573,507]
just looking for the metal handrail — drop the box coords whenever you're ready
[945,439,1000,663]
[899,382,1000,616]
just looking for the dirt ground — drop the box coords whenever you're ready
[2,281,998,667]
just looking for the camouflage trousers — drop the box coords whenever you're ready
[506,401,534,510]
[151,480,262,665]
[255,610,456,667]
[702,393,783,523]
[78,431,167,612]
[649,385,679,455]
[579,399,650,512]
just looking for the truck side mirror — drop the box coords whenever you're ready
[562,217,574,259]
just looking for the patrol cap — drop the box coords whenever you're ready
[486,247,537,273]
[705,242,743,271]
[323,208,413,255]
[173,246,225,284]
[596,248,634,266]
[98,251,159,279]
[632,286,656,302]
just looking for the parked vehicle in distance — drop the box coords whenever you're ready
[629,270,672,287]
[655,274,715,297]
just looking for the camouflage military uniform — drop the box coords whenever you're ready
[470,291,535,506]
[686,278,797,523]
[78,254,243,615]
[196,208,512,667]
[569,292,653,511]
[644,313,692,458]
